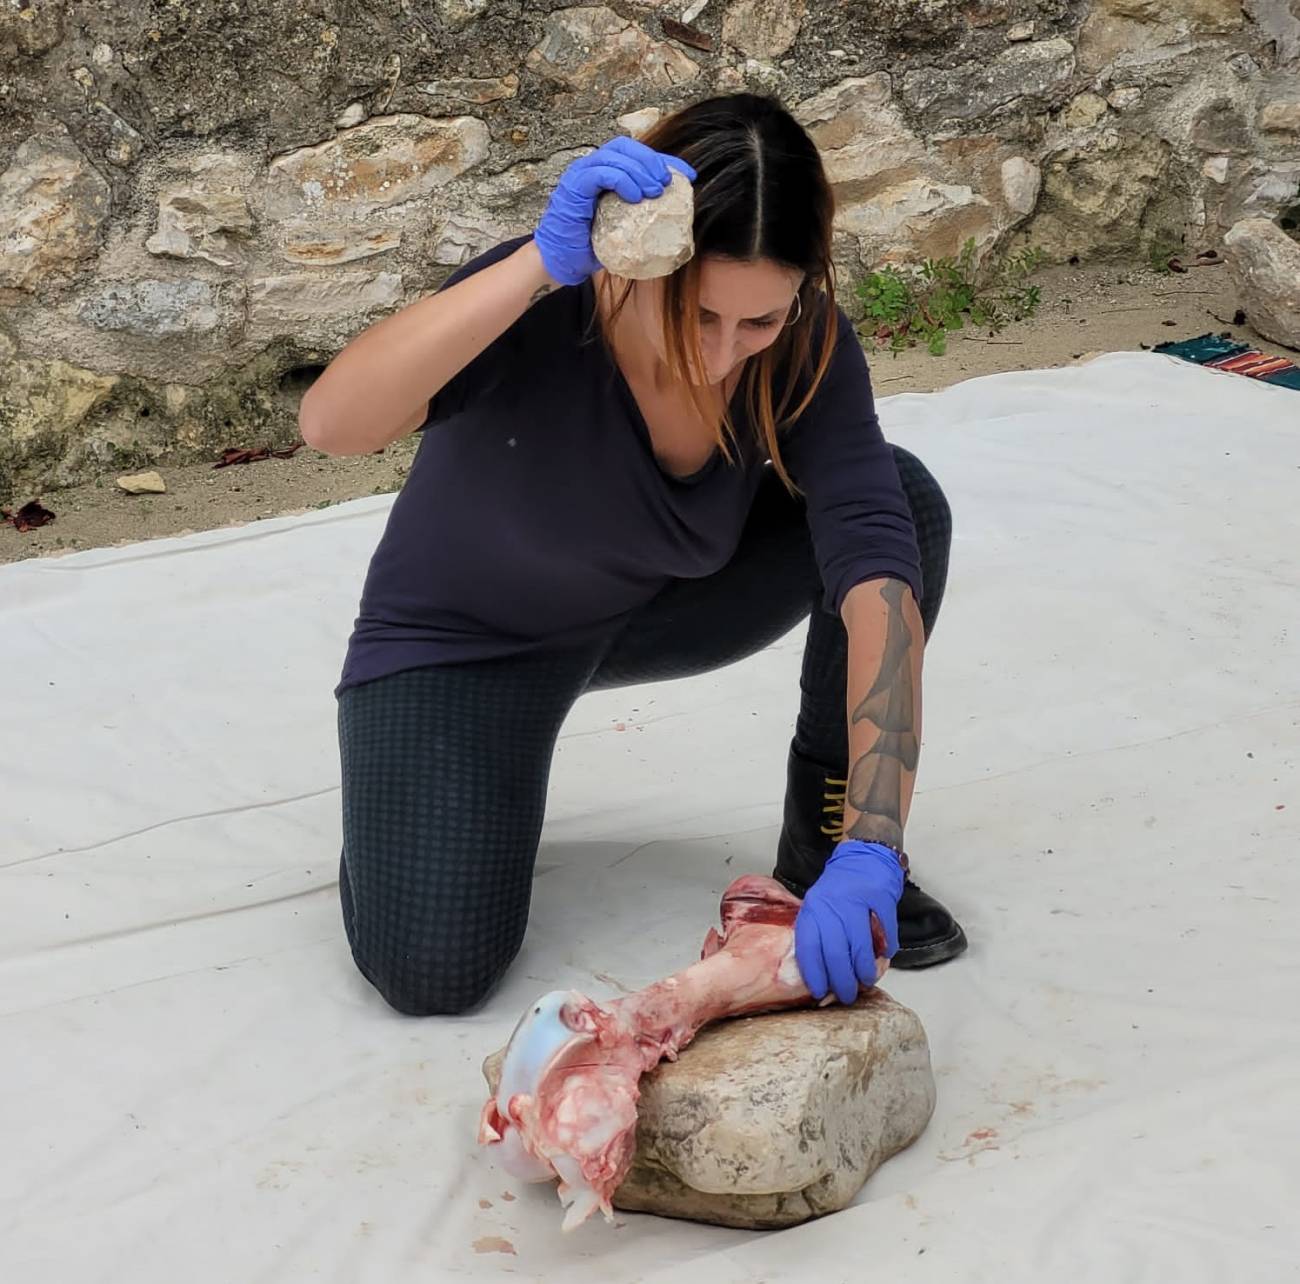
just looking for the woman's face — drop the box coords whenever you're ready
[633,255,805,387]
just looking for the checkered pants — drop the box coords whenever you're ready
[336,446,951,1014]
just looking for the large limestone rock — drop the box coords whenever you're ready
[901,38,1075,121]
[722,0,808,60]
[524,7,699,112]
[77,280,226,336]
[246,272,404,343]
[838,177,997,268]
[793,75,925,189]
[1079,0,1244,76]
[1023,134,1172,261]
[265,114,490,223]
[264,114,488,272]
[266,114,488,222]
[1080,0,1245,72]
[591,170,695,279]
[146,158,255,269]
[1098,0,1243,30]
[612,990,935,1229]
[0,344,119,503]
[1245,0,1300,67]
[792,74,996,269]
[0,134,111,292]
[1210,159,1300,235]
[1224,218,1300,350]
[1260,100,1300,137]
[1002,156,1043,217]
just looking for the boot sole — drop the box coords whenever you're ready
[891,921,969,970]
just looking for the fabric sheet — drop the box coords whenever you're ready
[2,351,1297,1283]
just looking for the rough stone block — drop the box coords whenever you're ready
[1260,101,1300,136]
[611,990,935,1230]
[838,176,997,267]
[116,470,166,494]
[146,169,254,269]
[902,38,1075,121]
[524,7,699,110]
[722,0,807,60]
[0,134,110,292]
[78,280,223,336]
[1224,217,1300,351]
[591,170,694,280]
[1001,156,1042,216]
[265,114,489,223]
[246,272,403,343]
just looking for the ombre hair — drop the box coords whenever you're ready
[590,92,839,492]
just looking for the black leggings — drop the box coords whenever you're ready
[336,448,951,1015]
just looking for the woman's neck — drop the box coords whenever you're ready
[597,274,733,395]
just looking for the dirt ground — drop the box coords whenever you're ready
[3,258,1291,565]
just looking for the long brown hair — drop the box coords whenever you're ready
[590,93,839,492]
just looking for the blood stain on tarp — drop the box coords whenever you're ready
[473,1236,516,1255]
[939,1126,1001,1162]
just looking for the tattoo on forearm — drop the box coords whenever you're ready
[529,282,556,306]
[846,580,917,850]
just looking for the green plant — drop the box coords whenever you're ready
[855,239,1047,357]
[1147,233,1184,275]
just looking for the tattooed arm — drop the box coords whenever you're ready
[792,575,920,1001]
[841,577,924,854]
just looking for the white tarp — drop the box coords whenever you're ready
[3,351,1297,1283]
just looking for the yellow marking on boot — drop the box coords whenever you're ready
[821,775,847,839]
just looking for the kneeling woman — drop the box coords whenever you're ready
[301,92,969,1017]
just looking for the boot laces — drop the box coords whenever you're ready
[820,776,847,840]
[820,773,913,882]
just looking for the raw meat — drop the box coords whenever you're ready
[477,874,888,1229]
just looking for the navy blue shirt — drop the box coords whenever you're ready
[337,236,921,692]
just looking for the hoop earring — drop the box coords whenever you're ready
[784,293,803,327]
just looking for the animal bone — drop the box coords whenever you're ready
[478,874,888,1229]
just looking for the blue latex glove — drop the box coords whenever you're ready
[533,137,697,286]
[794,840,905,1004]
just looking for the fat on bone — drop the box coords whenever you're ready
[477,874,889,1229]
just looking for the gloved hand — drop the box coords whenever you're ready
[533,137,697,287]
[794,839,904,1004]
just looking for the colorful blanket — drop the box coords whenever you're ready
[1154,332,1300,390]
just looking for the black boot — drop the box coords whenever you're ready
[773,745,968,969]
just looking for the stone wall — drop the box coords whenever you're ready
[2,0,1298,501]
